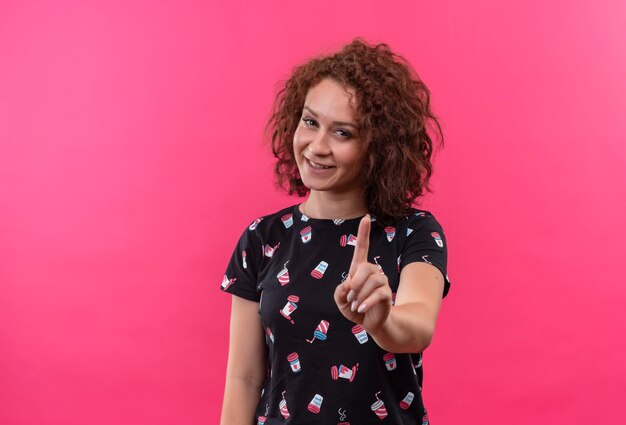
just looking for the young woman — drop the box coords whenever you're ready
[220,38,451,425]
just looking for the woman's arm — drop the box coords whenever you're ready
[366,261,444,353]
[220,296,267,425]
[334,215,445,353]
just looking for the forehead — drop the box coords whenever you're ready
[304,78,358,118]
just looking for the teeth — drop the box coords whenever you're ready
[309,159,331,169]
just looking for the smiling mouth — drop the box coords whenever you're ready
[306,158,335,170]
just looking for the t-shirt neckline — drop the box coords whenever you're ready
[292,203,369,223]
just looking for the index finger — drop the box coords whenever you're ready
[348,214,371,277]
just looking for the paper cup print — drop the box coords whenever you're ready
[431,231,443,247]
[399,392,414,410]
[257,416,266,425]
[371,393,388,420]
[407,227,413,236]
[422,413,429,425]
[279,391,290,419]
[307,320,329,343]
[333,218,345,225]
[373,256,384,274]
[300,226,312,243]
[221,275,236,290]
[280,295,300,324]
[281,213,294,228]
[249,218,263,231]
[307,394,323,414]
[301,213,310,221]
[385,226,396,242]
[264,242,280,258]
[310,261,329,279]
[352,325,369,344]
[242,250,247,269]
[330,363,359,382]
[340,234,357,247]
[287,352,301,373]
[277,261,290,286]
[266,327,274,343]
[383,353,397,371]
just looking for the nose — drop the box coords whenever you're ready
[307,129,331,156]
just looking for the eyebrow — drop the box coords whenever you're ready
[303,106,358,129]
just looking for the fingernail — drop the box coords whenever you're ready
[357,303,367,313]
[347,290,355,302]
[351,300,358,312]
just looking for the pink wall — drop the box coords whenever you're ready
[1,1,624,424]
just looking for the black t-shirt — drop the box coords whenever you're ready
[220,203,450,424]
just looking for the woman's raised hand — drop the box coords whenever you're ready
[334,214,393,331]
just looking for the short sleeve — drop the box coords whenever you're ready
[219,220,264,302]
[400,212,451,298]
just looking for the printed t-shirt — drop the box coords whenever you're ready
[220,203,450,424]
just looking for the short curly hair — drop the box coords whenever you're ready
[265,38,444,225]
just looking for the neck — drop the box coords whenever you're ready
[301,190,367,219]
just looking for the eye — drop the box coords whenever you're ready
[336,129,353,139]
[302,117,317,127]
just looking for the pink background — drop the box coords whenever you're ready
[1,1,625,424]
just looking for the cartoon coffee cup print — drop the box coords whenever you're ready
[280,295,300,324]
[399,392,414,410]
[263,242,280,258]
[249,217,263,231]
[340,233,357,247]
[221,275,236,291]
[277,261,290,286]
[307,320,329,343]
[385,226,396,242]
[300,226,313,243]
[279,391,290,419]
[351,324,369,344]
[281,213,293,228]
[383,352,397,371]
[431,231,443,247]
[373,256,384,274]
[310,261,329,279]
[287,352,301,373]
[307,394,323,414]
[370,392,388,420]
[330,363,359,382]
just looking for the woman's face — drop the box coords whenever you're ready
[293,78,365,196]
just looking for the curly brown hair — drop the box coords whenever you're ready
[265,38,444,225]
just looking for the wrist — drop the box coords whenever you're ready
[363,306,394,339]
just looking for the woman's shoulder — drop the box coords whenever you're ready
[381,207,445,238]
[242,203,300,233]
[378,207,437,228]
